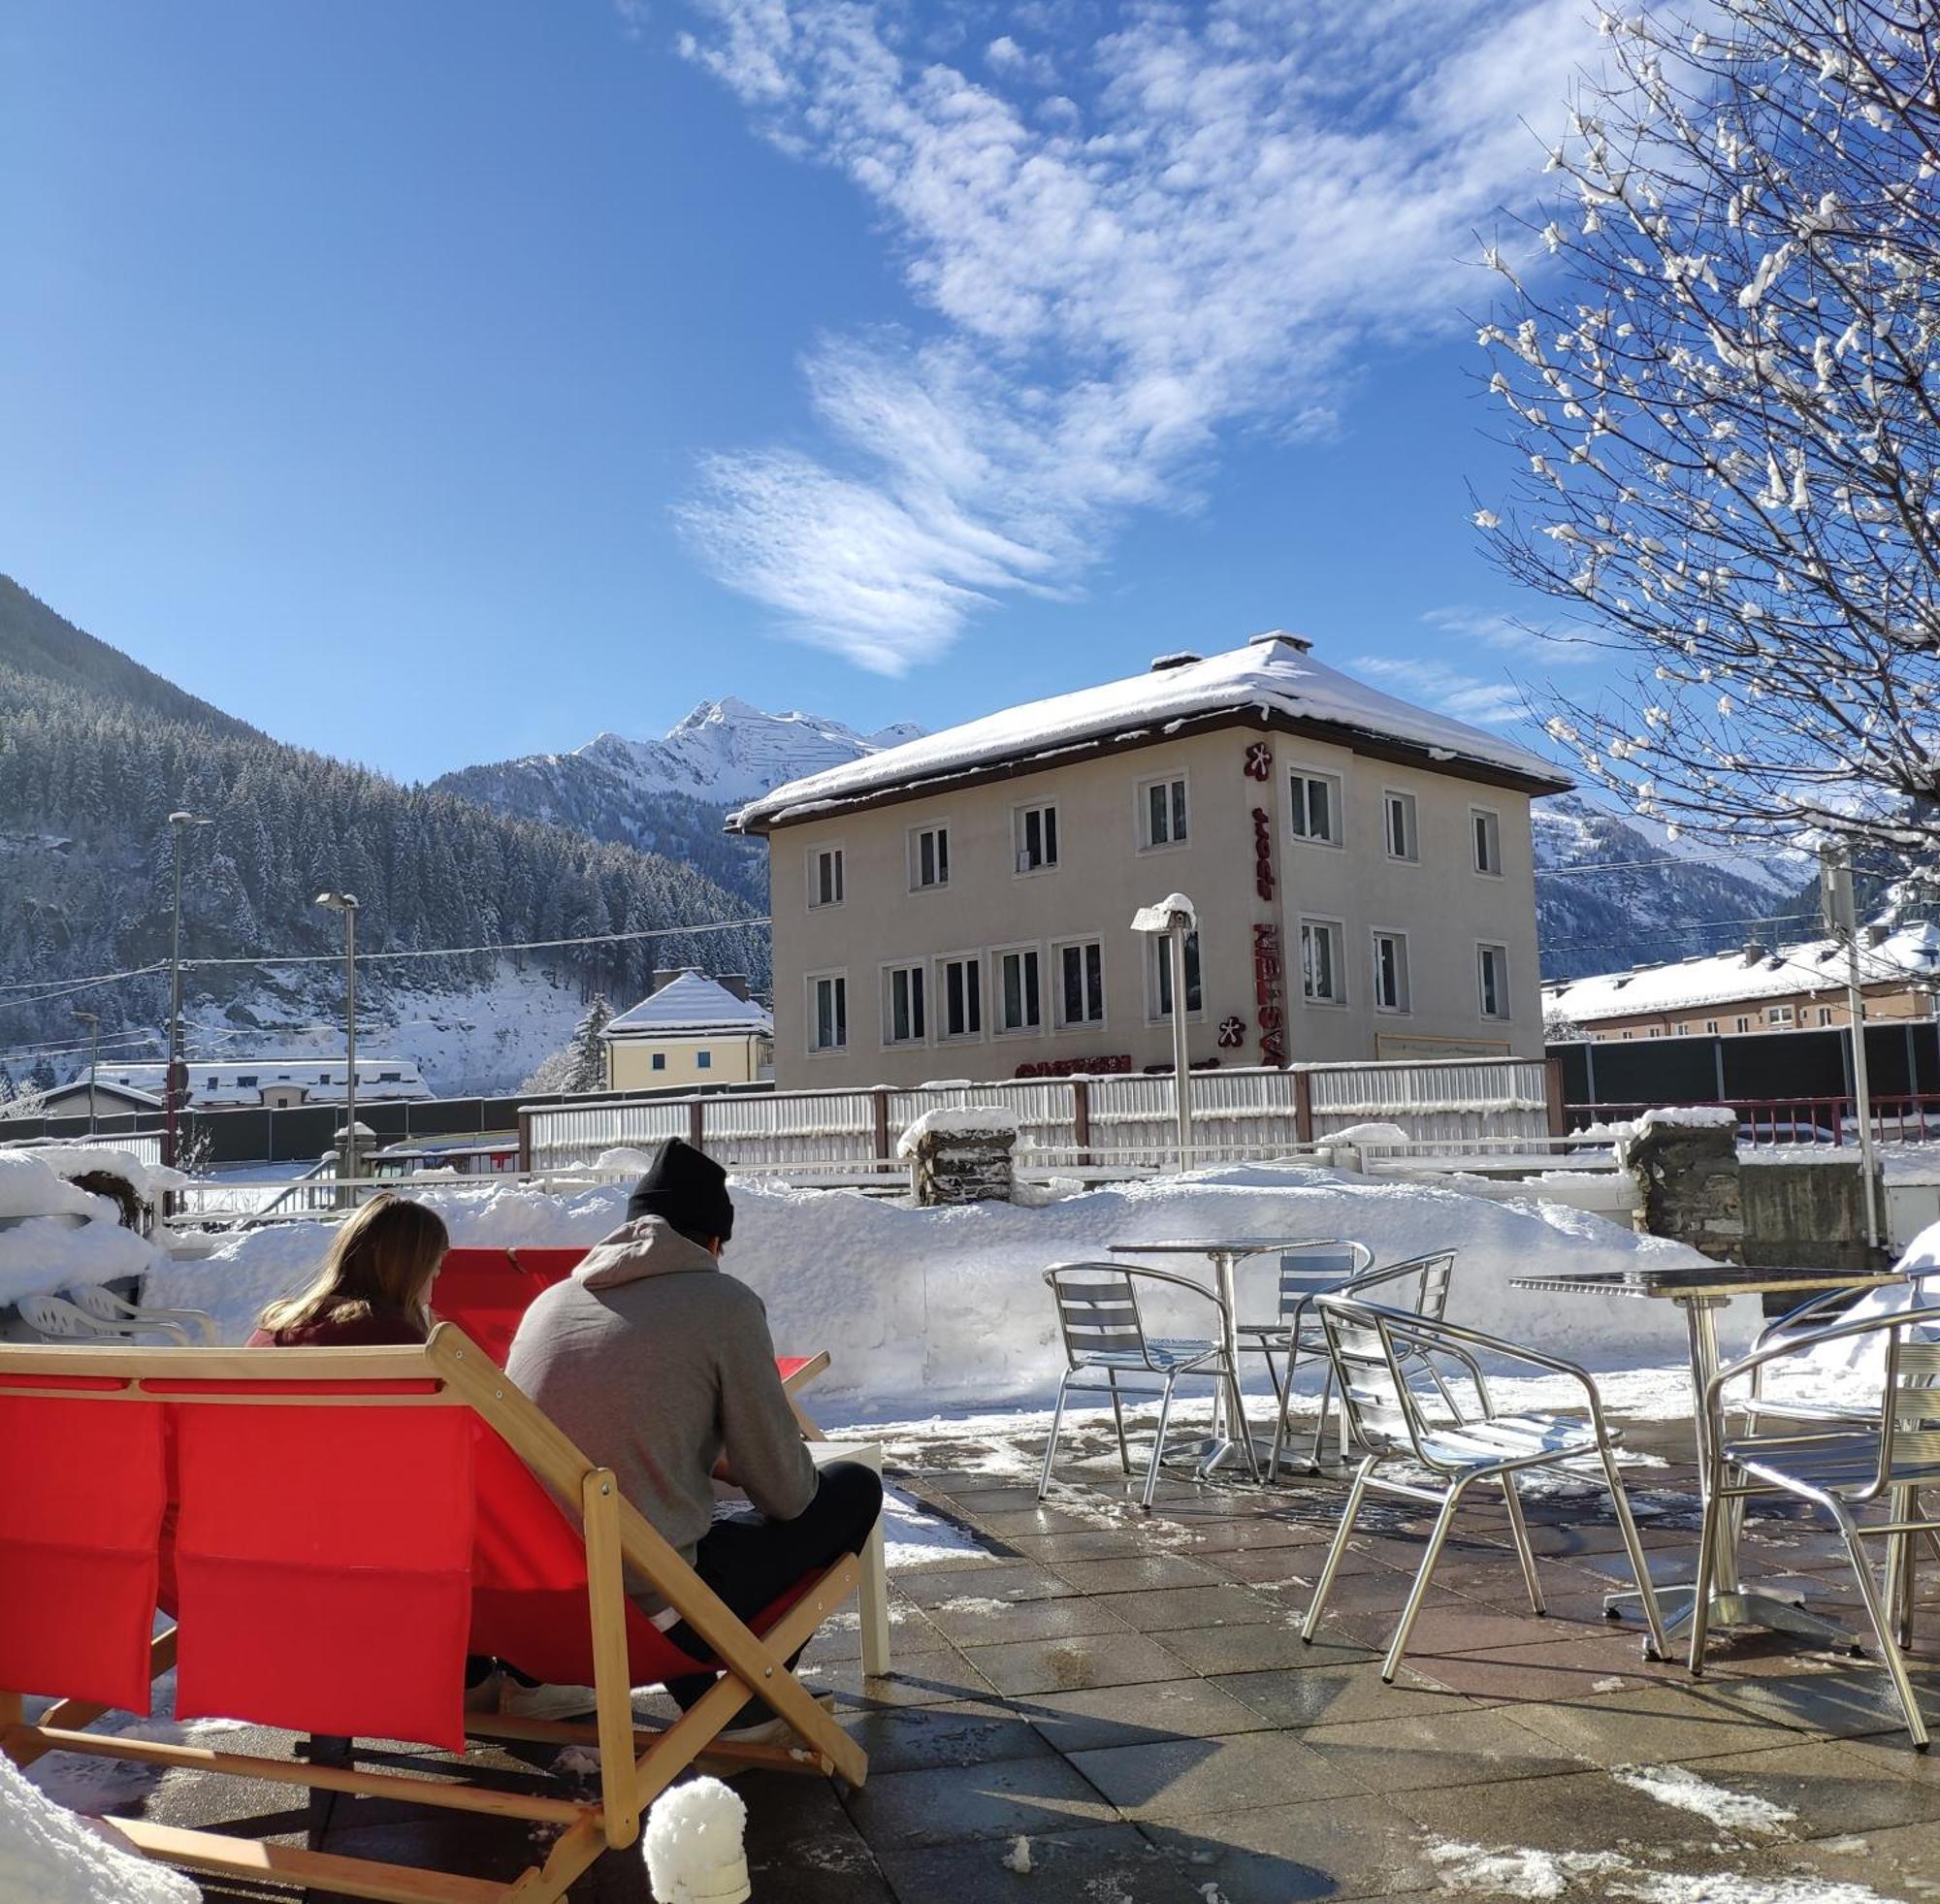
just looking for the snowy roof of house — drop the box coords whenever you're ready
[81,1058,433,1105]
[603,971,774,1038]
[38,1077,164,1110]
[730,633,1570,830]
[1543,923,1940,1023]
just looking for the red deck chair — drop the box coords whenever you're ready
[0,1328,865,1904]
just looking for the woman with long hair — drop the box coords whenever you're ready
[248,1193,448,1347]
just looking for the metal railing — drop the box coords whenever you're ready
[1565,1094,1940,1146]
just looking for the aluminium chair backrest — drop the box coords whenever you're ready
[1878,1324,1940,1495]
[1276,1242,1374,1323]
[1353,1250,1457,1325]
[1045,1264,1159,1372]
[1314,1294,1436,1463]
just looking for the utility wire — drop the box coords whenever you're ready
[181,917,772,970]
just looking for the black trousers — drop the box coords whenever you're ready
[663,1460,885,1715]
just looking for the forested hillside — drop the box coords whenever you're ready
[0,584,766,1094]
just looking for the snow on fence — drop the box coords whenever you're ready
[521,1057,1552,1174]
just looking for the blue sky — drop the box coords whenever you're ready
[0,0,1600,784]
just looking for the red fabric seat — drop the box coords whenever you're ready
[432,1248,554,1367]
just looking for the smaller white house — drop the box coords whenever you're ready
[601,971,774,1090]
[76,1058,433,1111]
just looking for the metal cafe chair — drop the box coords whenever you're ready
[1236,1241,1372,1468]
[1691,1311,1940,1748]
[1038,1263,1251,1510]
[1300,1293,1669,1677]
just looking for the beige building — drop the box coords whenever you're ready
[1543,925,1940,1042]
[601,970,773,1090]
[730,634,1570,1089]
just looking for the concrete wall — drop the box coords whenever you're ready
[767,722,1545,1088]
[1740,1161,1887,1273]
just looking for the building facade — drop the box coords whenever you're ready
[733,635,1568,1090]
[75,1058,432,1110]
[601,970,774,1090]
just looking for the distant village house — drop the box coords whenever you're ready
[600,970,774,1090]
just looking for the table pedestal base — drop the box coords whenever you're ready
[1601,1583,1860,1657]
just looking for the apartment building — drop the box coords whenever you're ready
[730,633,1571,1089]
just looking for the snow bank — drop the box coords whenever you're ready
[22,1146,187,1204]
[0,1752,198,1904]
[1635,1106,1739,1132]
[0,1217,167,1307]
[895,1106,1019,1155]
[147,1166,1729,1415]
[1785,1218,1940,1399]
[0,1151,107,1222]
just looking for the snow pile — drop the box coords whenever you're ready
[1781,1218,1940,1403]
[15,1146,186,1204]
[0,1218,167,1307]
[642,1776,749,1904]
[0,1151,107,1222]
[0,1752,198,1904]
[1635,1106,1739,1132]
[148,1165,1731,1414]
[1610,1763,1795,1834]
[895,1106,1020,1156]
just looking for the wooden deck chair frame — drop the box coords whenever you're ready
[0,1325,867,1904]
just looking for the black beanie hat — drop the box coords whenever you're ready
[627,1137,734,1242]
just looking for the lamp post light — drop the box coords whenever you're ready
[316,892,361,1198]
[163,811,211,1168]
[1820,843,1885,1251]
[73,1010,101,1136]
[1132,893,1198,1174]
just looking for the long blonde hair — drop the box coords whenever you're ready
[258,1194,449,1338]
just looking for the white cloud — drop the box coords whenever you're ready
[677,0,1602,671]
[1354,655,1529,727]
[1421,605,1598,664]
[985,36,1057,86]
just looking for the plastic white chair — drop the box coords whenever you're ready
[67,1282,218,1343]
[17,1293,192,1345]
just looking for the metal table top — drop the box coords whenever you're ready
[1511,1266,1904,1302]
[1109,1238,1331,1257]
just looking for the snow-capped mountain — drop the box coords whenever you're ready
[434,699,924,903]
[1533,793,1797,981]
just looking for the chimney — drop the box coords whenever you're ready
[1741,940,1764,966]
[717,973,751,1001]
[1148,651,1202,672]
[650,968,684,994]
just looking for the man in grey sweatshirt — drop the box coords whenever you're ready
[504,1138,881,1721]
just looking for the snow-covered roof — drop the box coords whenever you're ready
[1543,923,1940,1022]
[731,634,1570,830]
[603,971,774,1038]
[81,1058,432,1106]
[39,1077,163,1110]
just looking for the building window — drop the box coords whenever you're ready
[236,1075,258,1088]
[652,1052,666,1072]
[1372,931,1410,1013]
[1675,1024,1690,1035]
[1818,1006,1835,1026]
[1301,919,1346,1005]
[938,954,984,1040]
[810,973,848,1052]
[1734,1016,1750,1034]
[1056,939,1106,1026]
[1291,770,1344,847]
[884,964,927,1045]
[378,1071,402,1081]
[909,825,950,890]
[996,946,1043,1034]
[1478,943,1511,1019]
[1648,1027,1664,1038]
[809,846,844,909]
[1149,930,1203,1019]
[1767,1005,1794,1025]
[1140,776,1188,849]
[1382,790,1417,862]
[696,1049,712,1069]
[1472,809,1504,876]
[1015,803,1059,874]
[1704,1020,1719,1035]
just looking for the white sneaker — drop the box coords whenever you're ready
[463,1670,504,1715]
[715,1693,837,1748]
[498,1680,600,1722]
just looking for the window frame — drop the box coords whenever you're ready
[651,1051,666,1072]
[1817,1005,1835,1026]
[695,1049,712,1070]
[1299,915,1348,1007]
[1051,935,1108,1029]
[1013,800,1060,877]
[1471,806,1504,878]
[935,951,986,1043]
[1381,788,1418,863]
[1288,764,1346,849]
[1146,928,1205,1023]
[907,821,953,892]
[992,942,1046,1037]
[806,969,849,1054]
[1370,927,1411,1015]
[1477,941,1512,1020]
[1734,1016,1751,1034]
[806,842,846,911]
[1767,1004,1795,1025]
[881,960,930,1047]
[1136,773,1191,852]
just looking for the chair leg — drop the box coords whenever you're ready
[1106,1371,1132,1476]
[1142,1374,1179,1511]
[1891,1486,1916,1653]
[1600,1447,1670,1662]
[1038,1372,1073,1501]
[1687,1466,1724,1675]
[1384,1483,1466,1682]
[1302,1457,1374,1643]
[1500,1473,1545,1616]
[1306,1366,1336,1472]
[1836,1504,1930,1751]
[1225,1367,1261,1482]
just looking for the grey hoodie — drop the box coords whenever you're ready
[503,1215,817,1612]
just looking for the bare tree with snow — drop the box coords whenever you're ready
[1475,0,1940,865]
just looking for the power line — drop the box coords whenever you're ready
[180,917,772,971]
[0,963,168,1002]
[1540,854,1798,879]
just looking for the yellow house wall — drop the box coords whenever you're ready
[607,1037,763,1090]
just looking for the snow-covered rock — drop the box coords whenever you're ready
[895,1106,1020,1156]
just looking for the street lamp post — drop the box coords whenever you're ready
[163,811,211,1168]
[1820,843,1885,1251]
[316,892,361,1199]
[74,1010,101,1136]
[1132,894,1198,1173]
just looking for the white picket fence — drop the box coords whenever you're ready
[521,1057,1551,1174]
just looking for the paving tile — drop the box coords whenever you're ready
[1159,1619,1374,1676]
[1070,1727,1363,1821]
[839,1754,1119,1851]
[871,1822,1182,1903]
[1724,1666,1916,1740]
[1093,1583,1278,1633]
[841,1697,1053,1775]
[1690,1737,1940,1839]
[734,1776,897,1904]
[999,1526,1154,1564]
[924,1591,1130,1647]
[1210,1663,1458,1729]
[895,1562,1075,1608]
[1137,1792,1443,1902]
[966,1630,1193,1698]
[1298,1704,1593,1791]
[1200,1544,1340,1589]
[1019,1677,1275,1755]
[808,1646,998,1708]
[1326,1598,1571,1658]
[1050,1554,1227,1595]
[1507,1680,1807,1765]
[1406,1631,1687,1704]
[1787,1816,1940,1897]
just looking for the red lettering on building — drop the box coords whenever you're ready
[1014,1054,1134,1079]
[1254,922,1288,1066]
